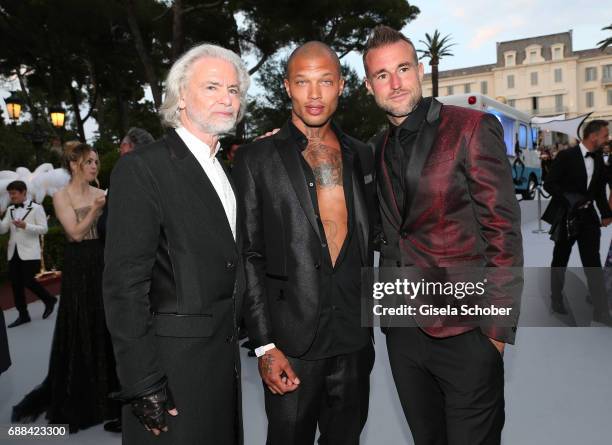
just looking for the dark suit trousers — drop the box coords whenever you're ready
[550,211,609,313]
[386,328,505,445]
[8,251,54,316]
[264,343,374,445]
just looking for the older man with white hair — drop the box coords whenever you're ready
[103,43,250,445]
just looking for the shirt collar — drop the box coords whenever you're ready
[579,143,592,158]
[175,126,221,160]
[12,200,30,208]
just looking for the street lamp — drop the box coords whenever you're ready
[3,93,67,165]
[49,106,66,129]
[4,92,22,121]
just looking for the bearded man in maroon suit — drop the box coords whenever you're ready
[363,26,523,445]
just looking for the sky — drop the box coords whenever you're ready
[1,0,611,142]
[344,0,612,77]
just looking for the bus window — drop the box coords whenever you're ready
[518,124,528,149]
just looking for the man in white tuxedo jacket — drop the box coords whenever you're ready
[0,180,57,327]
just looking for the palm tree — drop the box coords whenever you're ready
[418,30,456,97]
[598,24,612,50]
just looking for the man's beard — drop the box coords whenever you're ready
[198,118,237,135]
[376,86,422,119]
[187,108,238,136]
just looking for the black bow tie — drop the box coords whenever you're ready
[13,203,24,208]
[585,151,596,158]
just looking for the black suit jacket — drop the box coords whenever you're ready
[233,122,375,357]
[103,129,244,443]
[542,145,612,228]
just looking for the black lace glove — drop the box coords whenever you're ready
[130,384,176,433]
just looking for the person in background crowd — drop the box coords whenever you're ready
[12,142,120,433]
[0,180,57,328]
[97,127,155,243]
[119,127,155,156]
[0,310,10,375]
[543,120,612,325]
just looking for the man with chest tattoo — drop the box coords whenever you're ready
[233,41,376,445]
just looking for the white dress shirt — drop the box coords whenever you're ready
[579,143,594,189]
[175,126,236,240]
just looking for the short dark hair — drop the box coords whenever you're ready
[124,127,154,148]
[285,41,341,78]
[582,119,609,140]
[362,25,418,76]
[7,180,27,192]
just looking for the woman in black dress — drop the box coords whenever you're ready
[12,142,119,433]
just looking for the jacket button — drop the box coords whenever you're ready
[396,261,402,267]
[314,262,320,269]
[400,231,408,239]
[225,261,235,270]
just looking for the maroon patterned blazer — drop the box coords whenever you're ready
[374,98,523,343]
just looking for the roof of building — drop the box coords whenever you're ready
[423,63,495,81]
[496,31,573,65]
[422,31,612,83]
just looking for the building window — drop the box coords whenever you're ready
[507,75,515,89]
[604,65,612,81]
[586,91,594,108]
[607,89,612,106]
[532,97,538,111]
[553,47,562,60]
[555,94,563,112]
[464,83,471,93]
[481,81,488,95]
[554,68,562,83]
[447,85,454,95]
[506,54,515,66]
[508,99,516,107]
[585,67,597,82]
[529,50,537,62]
[530,72,538,86]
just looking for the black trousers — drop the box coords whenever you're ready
[386,328,505,445]
[264,343,374,445]
[8,251,54,316]
[550,214,608,314]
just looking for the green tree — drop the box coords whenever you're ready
[598,24,612,50]
[418,30,455,98]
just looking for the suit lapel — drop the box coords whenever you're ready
[588,150,601,193]
[22,202,34,221]
[350,148,369,265]
[166,130,235,246]
[573,146,589,192]
[274,124,322,241]
[400,99,442,231]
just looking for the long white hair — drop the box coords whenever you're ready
[159,43,251,128]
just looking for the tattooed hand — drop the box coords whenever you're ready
[302,127,343,188]
[257,347,300,395]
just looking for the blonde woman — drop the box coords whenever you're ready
[12,142,120,433]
